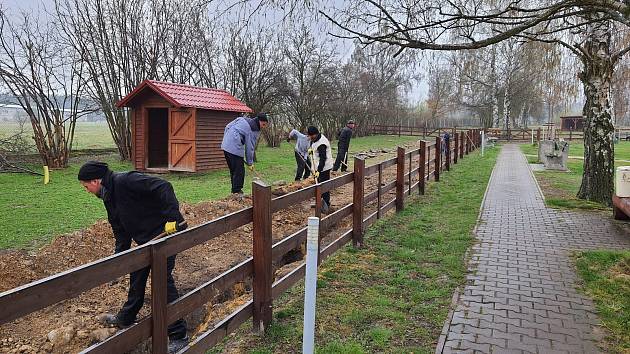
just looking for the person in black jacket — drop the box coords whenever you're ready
[78,161,188,352]
[333,120,355,172]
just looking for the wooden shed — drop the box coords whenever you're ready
[560,115,584,131]
[117,80,252,172]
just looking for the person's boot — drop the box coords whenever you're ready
[230,191,244,202]
[168,335,189,354]
[98,313,133,329]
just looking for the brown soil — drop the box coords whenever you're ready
[0,141,423,354]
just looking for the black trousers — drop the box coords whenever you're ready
[117,255,187,340]
[318,170,331,206]
[294,151,311,180]
[224,151,245,193]
[333,148,348,172]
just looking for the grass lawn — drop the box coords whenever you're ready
[519,140,630,161]
[0,135,418,249]
[575,251,630,354]
[209,147,499,353]
[0,121,116,150]
[519,143,613,210]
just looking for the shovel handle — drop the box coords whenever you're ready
[151,221,188,240]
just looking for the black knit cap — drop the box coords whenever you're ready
[77,161,110,181]
[307,126,319,135]
[256,112,268,122]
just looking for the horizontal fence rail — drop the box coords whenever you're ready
[371,125,630,142]
[0,133,481,354]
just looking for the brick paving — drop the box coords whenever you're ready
[440,144,630,354]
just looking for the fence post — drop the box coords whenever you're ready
[396,147,405,211]
[398,123,401,137]
[569,129,573,141]
[353,157,365,248]
[315,185,322,262]
[434,136,441,182]
[419,141,426,195]
[302,217,319,354]
[446,135,451,171]
[465,131,470,155]
[377,163,382,219]
[408,151,412,196]
[252,181,273,334]
[453,132,458,164]
[150,243,168,354]
[460,131,464,159]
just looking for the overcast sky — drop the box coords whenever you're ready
[1,0,428,101]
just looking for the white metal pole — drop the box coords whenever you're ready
[481,130,485,157]
[302,217,319,354]
[531,128,534,145]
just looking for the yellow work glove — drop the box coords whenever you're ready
[313,171,320,179]
[164,221,177,235]
[248,164,255,172]
[307,148,313,155]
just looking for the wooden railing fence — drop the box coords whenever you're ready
[0,131,482,354]
[371,124,614,142]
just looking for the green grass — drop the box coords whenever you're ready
[575,251,630,354]
[0,135,418,249]
[519,144,611,211]
[211,147,499,353]
[519,141,630,161]
[0,121,116,150]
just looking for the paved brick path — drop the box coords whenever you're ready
[440,144,630,354]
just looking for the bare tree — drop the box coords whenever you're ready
[279,26,338,132]
[0,9,87,168]
[426,63,455,128]
[54,0,218,160]
[323,1,630,205]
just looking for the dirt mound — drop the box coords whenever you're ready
[0,147,409,354]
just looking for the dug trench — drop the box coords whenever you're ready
[0,141,426,354]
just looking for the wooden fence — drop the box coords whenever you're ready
[0,130,482,354]
[372,125,591,142]
[371,124,469,138]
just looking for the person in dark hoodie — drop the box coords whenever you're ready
[77,161,188,353]
[221,113,269,195]
[307,126,333,213]
[333,120,355,172]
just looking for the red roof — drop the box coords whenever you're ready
[116,80,253,113]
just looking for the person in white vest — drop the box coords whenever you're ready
[307,126,333,213]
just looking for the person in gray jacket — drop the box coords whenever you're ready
[221,113,268,194]
[287,128,311,180]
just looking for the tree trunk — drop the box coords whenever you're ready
[577,20,615,206]
[503,83,511,140]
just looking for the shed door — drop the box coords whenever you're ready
[168,109,196,172]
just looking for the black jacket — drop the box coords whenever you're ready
[100,170,185,253]
[337,126,353,151]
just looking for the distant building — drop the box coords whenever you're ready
[0,104,29,122]
[560,116,584,131]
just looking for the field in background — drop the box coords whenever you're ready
[519,142,630,210]
[0,121,116,150]
[520,141,630,162]
[0,135,418,249]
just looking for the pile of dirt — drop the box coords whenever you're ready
[0,146,413,354]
